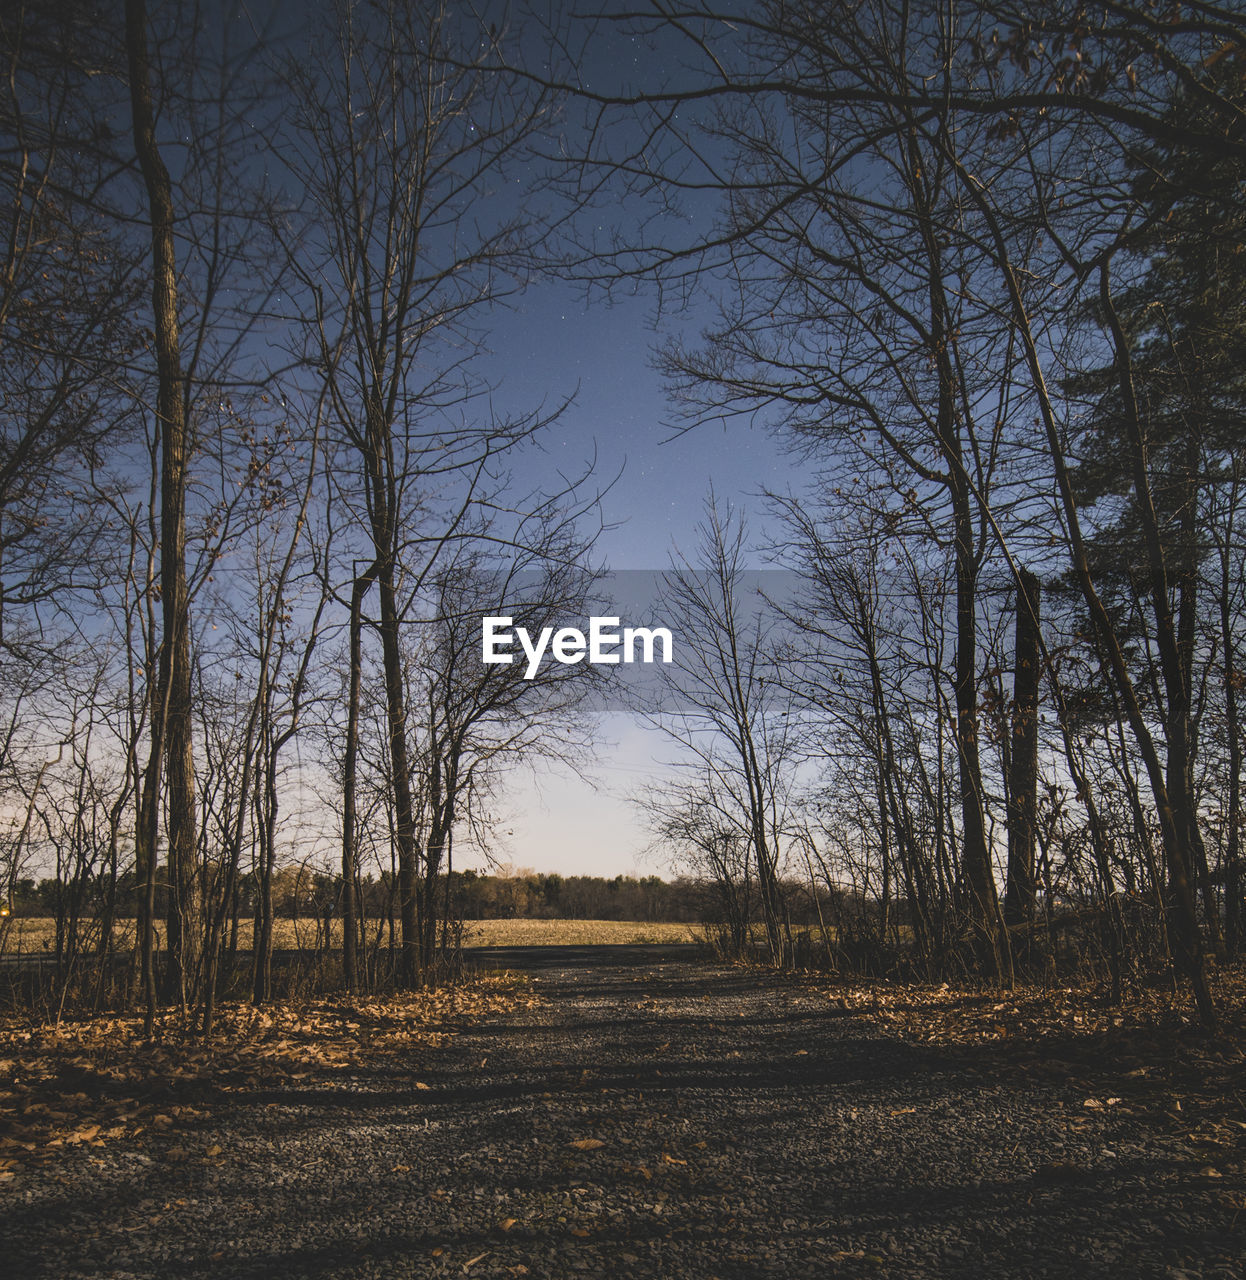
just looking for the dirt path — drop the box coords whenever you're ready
[3,953,1242,1279]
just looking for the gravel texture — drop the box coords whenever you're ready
[3,949,1243,1279]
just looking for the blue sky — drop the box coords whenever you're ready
[471,279,806,876]
[441,6,808,875]
[489,279,798,570]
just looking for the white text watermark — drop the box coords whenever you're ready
[481,616,673,680]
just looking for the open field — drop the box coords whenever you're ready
[462,918,699,946]
[0,916,701,954]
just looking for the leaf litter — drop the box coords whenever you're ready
[0,973,538,1172]
[801,965,1246,1176]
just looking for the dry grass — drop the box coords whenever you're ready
[1,916,699,954]
[461,919,698,947]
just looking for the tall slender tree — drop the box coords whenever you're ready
[126,0,199,1011]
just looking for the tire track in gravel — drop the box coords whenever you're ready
[3,952,1242,1280]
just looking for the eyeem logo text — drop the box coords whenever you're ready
[482,616,674,680]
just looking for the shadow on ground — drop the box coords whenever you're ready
[4,952,1242,1280]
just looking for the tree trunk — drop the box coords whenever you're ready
[135,753,160,1034]
[377,567,420,986]
[939,320,1009,984]
[1098,269,1215,1023]
[341,568,377,993]
[126,0,199,1011]
[1220,480,1243,957]
[1172,436,1223,956]
[420,749,452,971]
[1004,570,1041,928]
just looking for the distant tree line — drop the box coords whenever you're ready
[5,867,851,929]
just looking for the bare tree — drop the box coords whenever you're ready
[283,0,569,984]
[645,500,798,963]
[407,527,606,969]
[646,782,754,956]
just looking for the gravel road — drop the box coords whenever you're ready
[3,950,1242,1279]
